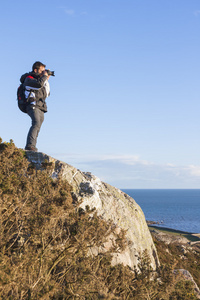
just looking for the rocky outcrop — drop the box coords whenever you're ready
[25,151,159,271]
[150,229,190,245]
[174,269,200,299]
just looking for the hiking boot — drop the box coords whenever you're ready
[25,146,38,152]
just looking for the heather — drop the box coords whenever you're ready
[0,138,199,299]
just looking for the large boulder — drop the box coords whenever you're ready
[26,151,159,270]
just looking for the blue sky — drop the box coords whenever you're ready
[1,0,200,188]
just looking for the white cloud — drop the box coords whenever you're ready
[65,9,75,15]
[58,6,75,16]
[99,154,153,166]
[59,7,87,16]
[166,163,175,167]
[50,152,200,188]
[187,165,200,177]
[54,153,149,165]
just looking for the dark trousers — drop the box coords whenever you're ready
[26,106,44,149]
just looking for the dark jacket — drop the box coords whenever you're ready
[20,72,49,112]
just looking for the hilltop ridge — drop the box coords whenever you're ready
[1,139,200,299]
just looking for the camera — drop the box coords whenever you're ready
[45,69,55,76]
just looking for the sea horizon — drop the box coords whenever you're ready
[122,189,200,234]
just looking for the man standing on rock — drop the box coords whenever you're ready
[20,61,51,151]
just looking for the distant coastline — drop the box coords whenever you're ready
[148,223,200,244]
[147,220,193,234]
[123,189,200,234]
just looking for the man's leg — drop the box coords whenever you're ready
[25,106,44,150]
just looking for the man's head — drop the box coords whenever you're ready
[32,61,46,75]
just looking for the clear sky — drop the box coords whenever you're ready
[1,0,200,189]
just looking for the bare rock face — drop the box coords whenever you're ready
[25,151,159,270]
[151,229,189,245]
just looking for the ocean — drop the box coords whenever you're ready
[122,189,200,233]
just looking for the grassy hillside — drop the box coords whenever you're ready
[0,138,199,299]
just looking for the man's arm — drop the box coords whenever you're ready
[24,74,48,90]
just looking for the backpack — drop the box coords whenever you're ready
[17,83,32,113]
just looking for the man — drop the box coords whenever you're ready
[20,61,51,151]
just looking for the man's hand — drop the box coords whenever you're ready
[42,70,49,76]
[42,70,50,80]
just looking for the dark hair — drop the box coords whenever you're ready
[32,61,46,71]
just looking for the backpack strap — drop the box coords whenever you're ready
[26,89,33,103]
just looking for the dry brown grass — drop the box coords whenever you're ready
[0,138,199,299]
